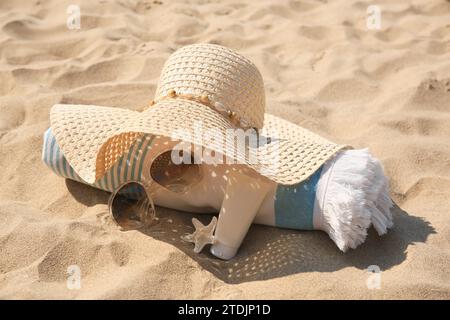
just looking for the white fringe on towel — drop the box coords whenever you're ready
[314,148,394,252]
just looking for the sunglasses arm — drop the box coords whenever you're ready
[210,171,271,260]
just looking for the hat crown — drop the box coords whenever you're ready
[155,44,265,129]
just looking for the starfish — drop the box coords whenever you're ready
[181,216,217,253]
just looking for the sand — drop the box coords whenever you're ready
[0,0,449,299]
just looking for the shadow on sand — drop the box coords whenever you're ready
[67,179,435,284]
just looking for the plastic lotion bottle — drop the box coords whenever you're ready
[210,169,271,260]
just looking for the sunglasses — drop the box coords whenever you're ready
[109,149,202,230]
[108,181,156,230]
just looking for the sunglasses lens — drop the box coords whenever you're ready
[150,150,202,194]
[109,182,156,230]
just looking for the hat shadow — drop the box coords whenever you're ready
[66,179,435,284]
[66,179,110,206]
[139,202,435,284]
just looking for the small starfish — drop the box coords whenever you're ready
[181,216,217,253]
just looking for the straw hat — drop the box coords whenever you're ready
[50,44,346,186]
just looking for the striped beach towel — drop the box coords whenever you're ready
[42,128,154,192]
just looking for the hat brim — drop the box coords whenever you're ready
[50,99,346,186]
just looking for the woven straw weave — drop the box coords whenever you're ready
[50,44,346,186]
[155,44,265,129]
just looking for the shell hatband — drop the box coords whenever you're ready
[148,89,254,130]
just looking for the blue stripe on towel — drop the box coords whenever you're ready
[43,128,78,181]
[49,134,59,175]
[98,175,105,190]
[134,136,149,180]
[68,165,75,180]
[274,167,322,230]
[46,130,53,169]
[42,128,156,193]
[93,176,102,189]
[130,137,145,181]
[55,146,63,177]
[61,150,69,178]
[45,130,53,169]
[123,142,135,183]
[116,156,124,188]
[138,136,154,180]
[110,162,116,191]
[42,129,48,165]
[104,171,112,192]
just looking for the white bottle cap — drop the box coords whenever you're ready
[210,242,239,260]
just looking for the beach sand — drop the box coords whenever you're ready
[0,0,449,299]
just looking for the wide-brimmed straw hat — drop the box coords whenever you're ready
[50,44,346,186]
